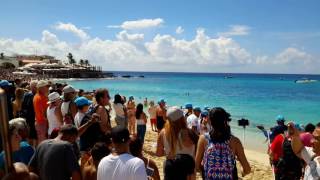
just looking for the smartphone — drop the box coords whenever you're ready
[146,166,155,177]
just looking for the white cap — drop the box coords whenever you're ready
[166,106,184,122]
[48,92,61,104]
[37,80,48,88]
[63,85,77,93]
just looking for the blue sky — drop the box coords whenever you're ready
[1,0,319,73]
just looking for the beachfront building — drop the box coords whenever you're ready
[0,54,19,68]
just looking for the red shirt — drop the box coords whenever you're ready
[270,134,285,162]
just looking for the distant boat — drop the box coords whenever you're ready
[122,75,132,78]
[224,76,233,79]
[295,78,318,84]
[138,75,145,78]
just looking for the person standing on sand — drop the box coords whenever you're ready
[290,122,320,179]
[148,101,157,131]
[12,88,25,118]
[127,96,136,135]
[29,125,81,180]
[187,107,201,135]
[113,94,128,129]
[195,107,251,179]
[156,99,167,132]
[21,80,38,146]
[136,103,147,144]
[46,92,63,137]
[156,106,197,179]
[129,137,160,180]
[97,127,147,180]
[61,85,78,124]
[33,80,50,144]
[94,88,112,134]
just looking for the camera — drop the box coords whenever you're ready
[238,118,249,127]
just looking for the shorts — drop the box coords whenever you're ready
[35,122,48,143]
[151,118,157,124]
[156,117,165,131]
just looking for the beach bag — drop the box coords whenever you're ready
[63,101,74,124]
[203,134,236,180]
[276,138,303,180]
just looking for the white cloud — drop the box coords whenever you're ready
[176,26,184,34]
[54,22,89,40]
[219,25,251,37]
[116,30,144,42]
[108,18,164,30]
[0,25,317,73]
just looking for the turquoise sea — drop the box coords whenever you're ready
[62,72,320,151]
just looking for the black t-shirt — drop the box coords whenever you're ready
[29,139,80,180]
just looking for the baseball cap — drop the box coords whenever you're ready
[185,103,193,109]
[201,111,208,117]
[111,126,130,144]
[0,80,12,87]
[75,96,92,107]
[158,98,166,104]
[37,80,49,88]
[48,92,61,104]
[193,106,201,112]
[63,85,77,93]
[167,106,184,122]
[276,115,285,122]
[129,96,134,100]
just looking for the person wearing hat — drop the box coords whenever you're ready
[74,96,92,128]
[97,127,147,180]
[148,100,157,132]
[61,85,78,124]
[21,80,38,146]
[187,106,202,134]
[29,124,81,180]
[127,95,136,135]
[156,99,167,132]
[156,106,197,179]
[184,103,193,118]
[33,80,50,143]
[46,92,63,136]
[200,111,210,134]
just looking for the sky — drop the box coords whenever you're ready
[0,0,320,74]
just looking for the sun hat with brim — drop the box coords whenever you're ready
[185,103,193,109]
[75,97,92,107]
[37,80,49,88]
[47,92,61,104]
[111,126,130,144]
[166,106,184,122]
[63,85,77,93]
[0,80,12,87]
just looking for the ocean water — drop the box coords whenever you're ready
[62,72,320,151]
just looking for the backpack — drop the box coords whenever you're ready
[276,138,303,180]
[203,134,236,180]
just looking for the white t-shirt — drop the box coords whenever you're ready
[301,147,320,180]
[113,103,125,118]
[187,114,200,133]
[74,112,85,128]
[97,153,147,180]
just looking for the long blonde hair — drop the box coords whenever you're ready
[164,116,187,157]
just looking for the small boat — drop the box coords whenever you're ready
[121,75,132,78]
[295,78,318,84]
[224,76,233,79]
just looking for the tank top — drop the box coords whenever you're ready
[163,131,195,158]
[47,106,62,135]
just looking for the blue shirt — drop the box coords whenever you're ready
[0,141,34,170]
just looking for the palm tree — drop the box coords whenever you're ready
[84,59,90,67]
[67,53,76,65]
[79,59,84,66]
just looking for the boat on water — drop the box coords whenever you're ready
[294,78,318,84]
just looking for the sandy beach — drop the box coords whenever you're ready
[141,124,273,180]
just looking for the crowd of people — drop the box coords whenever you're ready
[0,78,319,180]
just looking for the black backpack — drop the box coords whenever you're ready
[276,138,303,180]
